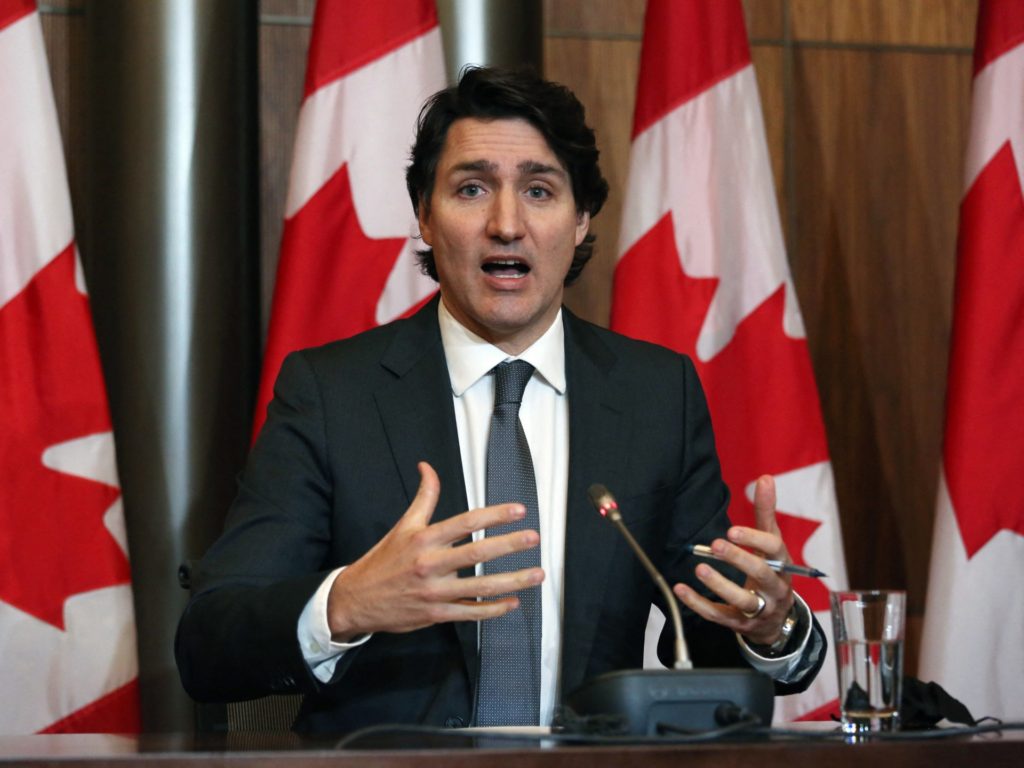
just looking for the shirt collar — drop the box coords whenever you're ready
[438,300,567,396]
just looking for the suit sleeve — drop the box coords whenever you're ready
[175,351,348,702]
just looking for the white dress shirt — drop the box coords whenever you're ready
[296,301,814,724]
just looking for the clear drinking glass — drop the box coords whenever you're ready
[829,590,906,735]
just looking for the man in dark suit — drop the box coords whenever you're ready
[176,67,825,733]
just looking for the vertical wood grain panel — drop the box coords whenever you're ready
[547,36,641,327]
[39,5,86,242]
[261,0,315,16]
[744,0,785,39]
[789,46,971,620]
[544,0,645,37]
[258,15,311,334]
[751,45,788,238]
[790,0,976,46]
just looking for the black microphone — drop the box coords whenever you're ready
[563,483,774,735]
[587,484,691,670]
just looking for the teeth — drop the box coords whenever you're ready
[482,258,529,276]
[481,259,528,270]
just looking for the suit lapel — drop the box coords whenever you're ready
[372,298,479,687]
[373,298,467,517]
[560,312,631,696]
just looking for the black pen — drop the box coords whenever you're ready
[685,543,828,578]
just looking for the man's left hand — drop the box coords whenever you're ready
[673,475,795,647]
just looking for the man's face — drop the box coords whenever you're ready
[418,117,590,354]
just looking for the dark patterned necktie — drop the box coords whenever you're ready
[475,360,542,726]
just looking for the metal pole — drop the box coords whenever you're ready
[436,0,543,83]
[81,0,259,731]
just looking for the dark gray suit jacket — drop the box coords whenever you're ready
[175,297,824,733]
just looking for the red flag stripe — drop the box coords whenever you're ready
[303,0,438,98]
[0,246,127,629]
[253,165,409,440]
[632,0,750,138]
[39,679,141,734]
[0,0,34,33]
[973,0,1024,75]
[943,141,1024,557]
[614,0,846,722]
[255,1,443,439]
[1,2,138,733]
[920,0,1024,722]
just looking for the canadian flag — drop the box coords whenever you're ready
[919,0,1024,721]
[611,0,848,721]
[0,0,138,733]
[253,0,445,438]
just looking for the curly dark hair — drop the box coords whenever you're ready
[406,66,609,286]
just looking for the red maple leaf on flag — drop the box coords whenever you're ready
[944,140,1024,557]
[613,214,832,608]
[274,163,410,344]
[0,246,127,630]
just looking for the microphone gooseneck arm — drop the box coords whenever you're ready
[587,484,692,670]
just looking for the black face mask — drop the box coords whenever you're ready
[898,677,978,729]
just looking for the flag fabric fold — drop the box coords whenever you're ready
[253,0,446,439]
[611,0,848,722]
[0,0,138,734]
[919,0,1024,721]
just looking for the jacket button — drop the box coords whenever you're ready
[444,716,465,728]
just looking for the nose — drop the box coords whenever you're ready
[486,188,525,243]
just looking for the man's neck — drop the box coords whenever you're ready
[438,296,561,357]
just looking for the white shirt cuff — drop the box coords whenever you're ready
[735,591,815,682]
[297,566,372,683]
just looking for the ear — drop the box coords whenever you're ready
[418,200,434,246]
[574,211,590,247]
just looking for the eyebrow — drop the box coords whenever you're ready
[519,160,565,178]
[448,159,567,179]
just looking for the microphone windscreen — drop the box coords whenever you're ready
[587,483,615,512]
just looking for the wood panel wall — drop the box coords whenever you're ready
[38,0,979,679]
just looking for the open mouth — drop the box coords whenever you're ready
[482,259,531,279]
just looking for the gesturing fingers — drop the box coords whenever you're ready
[421,501,528,548]
[410,525,540,581]
[399,461,443,529]
[429,567,545,603]
[704,537,791,597]
[674,565,793,646]
[327,462,545,637]
[725,476,790,564]
[752,474,779,537]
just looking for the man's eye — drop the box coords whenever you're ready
[526,186,551,199]
[459,184,483,197]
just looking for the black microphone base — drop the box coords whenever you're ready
[565,668,774,735]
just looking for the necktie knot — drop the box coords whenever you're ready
[493,360,534,407]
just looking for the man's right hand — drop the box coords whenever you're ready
[325,461,544,641]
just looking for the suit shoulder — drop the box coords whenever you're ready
[286,300,440,377]
[297,321,400,368]
[566,312,696,371]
